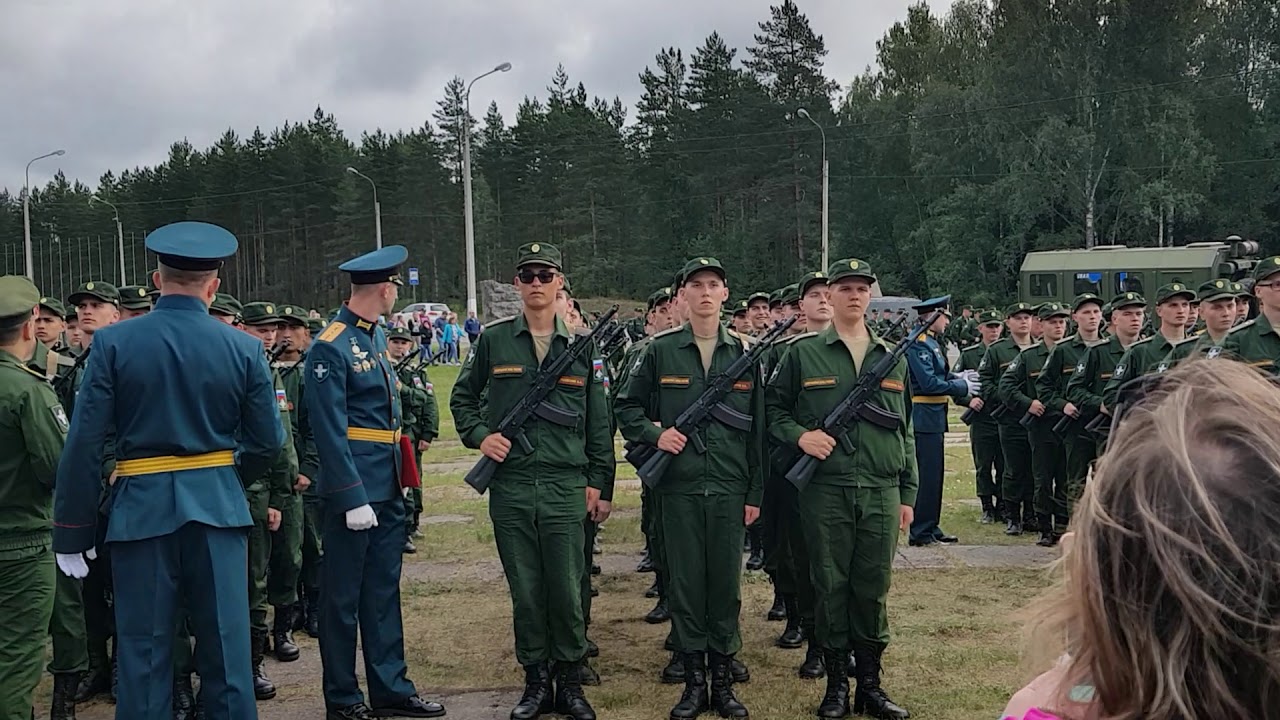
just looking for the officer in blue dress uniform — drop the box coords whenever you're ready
[904,295,979,547]
[52,221,285,720]
[305,245,446,720]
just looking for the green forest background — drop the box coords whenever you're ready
[3,0,1278,311]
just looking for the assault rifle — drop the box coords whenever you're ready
[52,347,90,396]
[785,308,944,491]
[632,314,797,488]
[266,341,290,365]
[463,305,619,494]
[278,350,309,380]
[393,345,426,373]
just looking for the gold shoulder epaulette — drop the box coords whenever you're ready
[316,321,346,344]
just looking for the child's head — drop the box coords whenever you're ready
[1034,359,1280,718]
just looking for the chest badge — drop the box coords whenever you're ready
[349,337,369,360]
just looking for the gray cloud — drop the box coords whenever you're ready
[2,0,948,194]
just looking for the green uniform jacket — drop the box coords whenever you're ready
[0,349,67,549]
[1101,334,1179,409]
[1159,331,1226,371]
[997,342,1053,418]
[1220,313,1280,372]
[450,313,614,499]
[614,323,765,506]
[763,326,918,505]
[615,334,655,390]
[1065,336,1127,416]
[245,367,299,510]
[276,360,320,483]
[1035,335,1091,416]
[395,361,440,445]
[977,338,1024,426]
[30,341,76,384]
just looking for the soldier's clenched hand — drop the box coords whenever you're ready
[294,474,311,492]
[481,433,513,462]
[744,505,760,526]
[267,508,282,532]
[657,428,687,454]
[798,430,837,460]
[898,504,914,531]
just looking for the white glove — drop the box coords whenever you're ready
[346,504,378,531]
[959,370,981,396]
[56,553,90,579]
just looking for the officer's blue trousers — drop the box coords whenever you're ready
[319,499,416,709]
[909,432,946,544]
[111,522,255,720]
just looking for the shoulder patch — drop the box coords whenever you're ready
[316,321,346,344]
[484,315,517,330]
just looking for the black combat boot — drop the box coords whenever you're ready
[586,637,599,658]
[306,589,322,638]
[510,662,553,720]
[661,650,686,684]
[730,657,749,684]
[776,596,803,649]
[1035,514,1056,547]
[852,648,910,719]
[766,588,786,621]
[669,652,709,720]
[645,578,661,598]
[708,653,748,718]
[51,672,79,720]
[577,658,601,686]
[326,702,374,720]
[403,539,417,554]
[173,673,196,720]
[978,496,996,524]
[636,549,654,573]
[1003,500,1022,536]
[74,656,110,703]
[293,590,308,632]
[251,629,277,700]
[798,641,825,679]
[744,528,764,572]
[816,648,850,718]
[646,595,671,624]
[273,605,301,662]
[553,661,596,720]
[1021,502,1039,532]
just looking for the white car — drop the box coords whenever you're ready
[398,302,451,326]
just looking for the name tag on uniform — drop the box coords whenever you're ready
[1062,367,1075,375]
[802,377,837,389]
[879,379,904,392]
[660,376,691,387]
[732,380,752,391]
[493,365,525,377]
[558,375,586,388]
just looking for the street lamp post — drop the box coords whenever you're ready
[346,167,382,250]
[462,61,512,316]
[23,149,66,281]
[89,195,126,284]
[797,108,829,270]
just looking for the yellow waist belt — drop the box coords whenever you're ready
[911,395,951,404]
[347,427,402,444]
[115,450,235,477]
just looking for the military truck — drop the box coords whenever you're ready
[1019,238,1260,306]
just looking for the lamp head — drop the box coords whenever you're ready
[496,62,512,72]
[797,108,811,119]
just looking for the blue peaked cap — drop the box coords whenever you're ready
[912,294,952,314]
[146,221,238,271]
[339,245,407,285]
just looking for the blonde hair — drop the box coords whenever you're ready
[1026,359,1280,719]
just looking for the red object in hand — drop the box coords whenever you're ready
[399,435,421,488]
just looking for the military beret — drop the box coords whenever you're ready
[340,245,407,285]
[1253,255,1280,282]
[68,281,120,307]
[1109,291,1146,311]
[516,242,562,271]
[780,283,801,307]
[732,299,749,315]
[826,258,876,284]
[209,293,243,318]
[1004,301,1035,317]
[977,309,1004,326]
[1197,279,1235,304]
[0,276,41,323]
[1154,283,1195,305]
[147,221,238,272]
[647,287,672,309]
[117,285,153,310]
[798,271,829,298]
[240,302,281,326]
[1071,293,1103,312]
[1037,302,1070,320]
[387,327,414,342]
[277,304,308,326]
[38,296,67,319]
[680,257,726,283]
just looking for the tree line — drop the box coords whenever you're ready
[3,0,1277,311]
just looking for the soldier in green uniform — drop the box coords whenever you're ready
[1159,281,1237,369]
[0,276,70,720]
[954,309,1005,523]
[630,288,672,581]
[117,285,153,320]
[999,303,1071,546]
[450,242,609,720]
[62,281,121,706]
[978,302,1036,535]
[1233,281,1252,325]
[1102,284,1194,411]
[765,258,914,720]
[615,256,761,720]
[1065,292,1146,466]
[34,297,68,352]
[387,326,439,552]
[239,301,301,698]
[1035,294,1103,514]
[746,291,772,336]
[265,304,316,664]
[1221,256,1280,371]
[209,293,242,324]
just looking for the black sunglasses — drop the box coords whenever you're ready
[517,269,558,284]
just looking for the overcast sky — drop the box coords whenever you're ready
[3,0,947,194]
